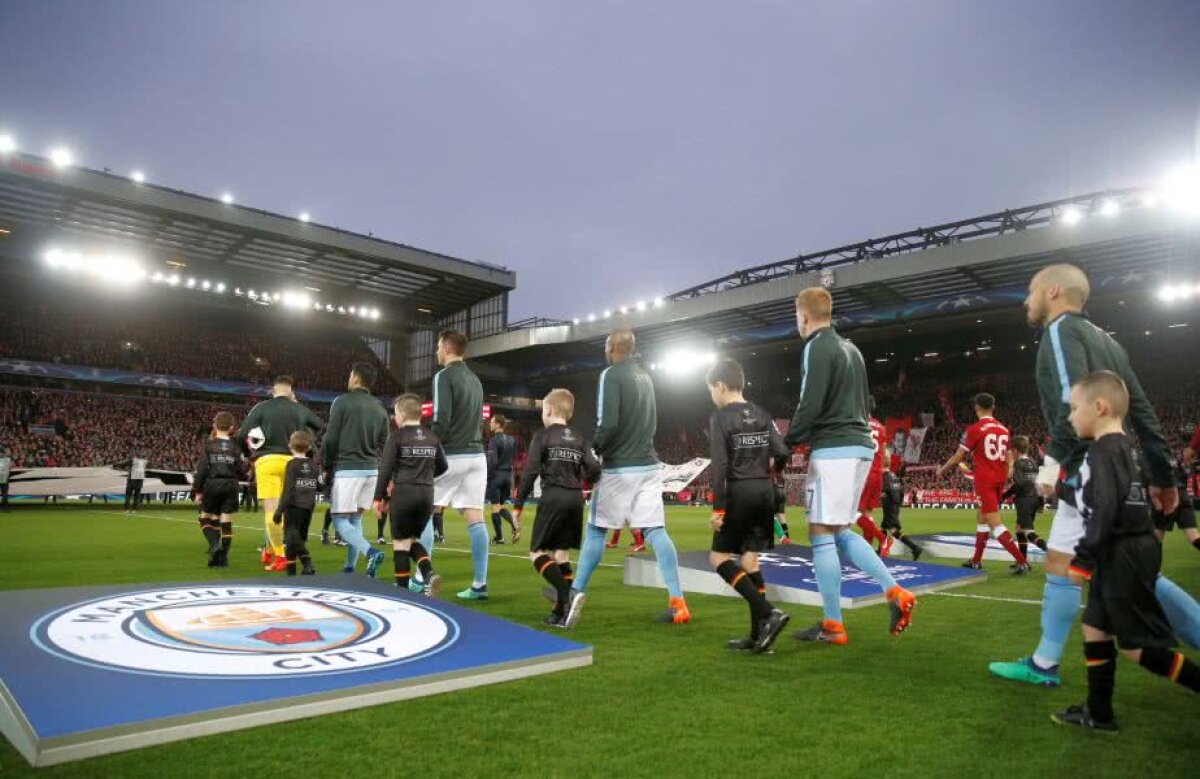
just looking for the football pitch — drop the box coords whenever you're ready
[0,503,1195,778]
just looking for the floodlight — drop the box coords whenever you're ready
[131,170,145,183]
[49,147,73,168]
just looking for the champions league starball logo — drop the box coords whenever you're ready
[31,587,459,678]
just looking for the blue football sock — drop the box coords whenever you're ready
[644,526,683,599]
[573,523,608,593]
[467,521,489,587]
[812,535,843,623]
[1156,574,1200,649]
[332,514,368,568]
[1032,574,1080,668]
[835,529,897,591]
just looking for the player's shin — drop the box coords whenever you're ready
[811,535,843,623]
[716,560,770,619]
[1137,646,1200,692]
[393,549,411,588]
[410,541,434,581]
[572,524,608,593]
[1154,575,1200,649]
[1032,573,1081,669]
[534,554,570,614]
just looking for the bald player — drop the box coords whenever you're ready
[569,328,691,624]
[989,263,1199,687]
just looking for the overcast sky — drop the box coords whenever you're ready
[3,0,1198,319]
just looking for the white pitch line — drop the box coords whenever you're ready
[88,510,624,569]
[929,591,1047,606]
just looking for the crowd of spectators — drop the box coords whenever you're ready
[0,290,401,394]
[0,388,306,471]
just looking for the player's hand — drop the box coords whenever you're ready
[372,499,383,518]
[1035,456,1060,499]
[710,511,724,532]
[1184,447,1196,467]
[1150,485,1179,515]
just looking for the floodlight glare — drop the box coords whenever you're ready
[131,170,145,183]
[49,147,73,168]
[1099,199,1120,217]
[0,134,16,154]
[653,297,664,307]
[298,211,311,223]
[215,282,226,293]
[1162,165,1200,214]
[635,301,646,312]
[186,277,196,288]
[1060,206,1083,225]
[220,192,234,205]
[168,274,180,286]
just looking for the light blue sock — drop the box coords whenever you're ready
[573,523,607,593]
[1156,574,1200,649]
[835,529,898,591]
[467,521,489,587]
[331,514,363,568]
[412,517,435,585]
[812,535,843,623]
[644,526,683,598]
[1032,574,1080,668]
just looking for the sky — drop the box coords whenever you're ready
[2,0,1199,320]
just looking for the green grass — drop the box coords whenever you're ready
[1,503,1196,778]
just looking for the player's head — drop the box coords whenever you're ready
[794,287,832,338]
[289,429,313,455]
[1026,263,1089,327]
[436,330,468,366]
[1011,434,1031,455]
[705,358,745,407]
[605,328,635,364]
[1069,370,1128,439]
[973,392,995,417]
[271,375,295,398]
[212,411,235,434]
[348,361,377,391]
[489,414,508,434]
[542,388,574,425]
[394,393,423,424]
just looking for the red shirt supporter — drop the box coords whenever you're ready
[959,415,1010,512]
[858,417,888,512]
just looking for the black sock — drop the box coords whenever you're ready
[899,534,922,555]
[1139,646,1200,693]
[300,553,313,572]
[1015,530,1028,559]
[534,554,570,615]
[1027,531,1047,551]
[433,510,444,537]
[779,521,790,536]
[220,522,232,554]
[500,508,515,529]
[559,561,574,589]
[410,542,434,581]
[1084,639,1118,722]
[491,512,502,539]
[322,509,333,533]
[716,560,771,620]
[393,549,411,588]
[199,517,220,551]
[748,569,766,596]
[1192,538,1200,551]
[377,515,386,539]
[286,559,297,576]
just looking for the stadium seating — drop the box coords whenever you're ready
[0,284,401,394]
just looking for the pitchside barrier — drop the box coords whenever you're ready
[624,545,985,608]
[0,577,591,767]
[889,533,1048,563]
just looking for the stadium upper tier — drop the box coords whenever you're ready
[464,186,1200,391]
[0,278,402,394]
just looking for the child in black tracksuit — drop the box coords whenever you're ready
[881,467,923,561]
[513,388,601,629]
[374,394,448,595]
[194,412,248,568]
[1053,371,1199,732]
[273,431,320,576]
[705,359,791,654]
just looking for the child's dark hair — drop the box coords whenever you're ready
[705,359,744,391]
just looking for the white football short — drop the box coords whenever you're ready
[806,457,871,527]
[434,454,487,511]
[589,466,665,530]
[330,472,377,515]
[1046,498,1085,555]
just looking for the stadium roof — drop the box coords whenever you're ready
[468,187,1199,384]
[0,152,515,322]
